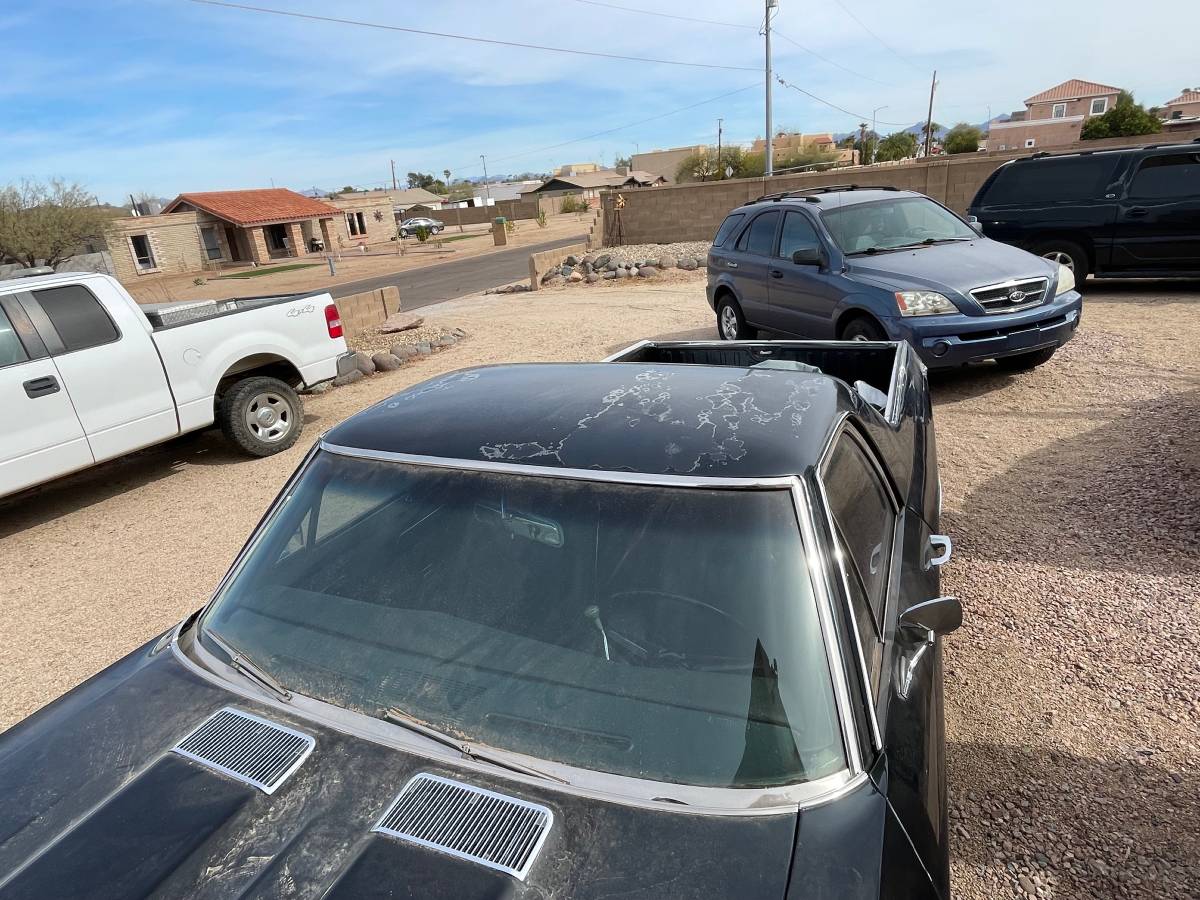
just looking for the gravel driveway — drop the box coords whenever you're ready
[0,277,1196,899]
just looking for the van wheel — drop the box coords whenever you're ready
[716,297,755,340]
[1033,240,1089,283]
[218,376,303,457]
[996,346,1056,371]
[840,315,887,342]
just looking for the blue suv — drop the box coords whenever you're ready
[707,186,1083,370]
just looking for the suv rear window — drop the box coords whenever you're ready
[1129,153,1200,199]
[712,213,745,247]
[978,155,1119,205]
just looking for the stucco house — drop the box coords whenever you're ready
[525,168,667,208]
[1160,87,1200,126]
[986,79,1122,151]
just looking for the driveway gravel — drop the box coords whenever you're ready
[0,277,1196,899]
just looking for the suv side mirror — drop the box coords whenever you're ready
[792,247,822,266]
[899,596,962,636]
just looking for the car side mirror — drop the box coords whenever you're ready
[965,215,984,235]
[792,247,821,266]
[899,596,962,636]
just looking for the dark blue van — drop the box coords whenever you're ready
[706,186,1083,370]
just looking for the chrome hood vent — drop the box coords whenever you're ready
[171,707,314,794]
[373,773,553,880]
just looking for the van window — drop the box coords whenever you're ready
[712,213,745,247]
[979,156,1119,205]
[1129,153,1200,199]
[736,210,781,256]
[34,285,120,353]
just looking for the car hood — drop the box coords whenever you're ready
[847,238,1055,299]
[0,634,888,900]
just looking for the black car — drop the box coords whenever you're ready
[968,140,1200,280]
[0,341,961,899]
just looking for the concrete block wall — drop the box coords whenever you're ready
[105,210,216,281]
[528,241,588,291]
[334,285,400,337]
[413,199,538,227]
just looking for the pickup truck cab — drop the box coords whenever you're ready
[0,271,352,500]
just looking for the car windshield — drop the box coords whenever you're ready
[200,452,845,789]
[822,196,976,254]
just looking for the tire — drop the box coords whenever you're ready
[217,376,303,457]
[1032,239,1089,283]
[996,346,1056,371]
[839,315,888,342]
[716,296,756,340]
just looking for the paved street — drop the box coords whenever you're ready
[329,234,586,309]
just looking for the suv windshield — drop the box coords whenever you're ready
[822,196,976,254]
[200,451,845,788]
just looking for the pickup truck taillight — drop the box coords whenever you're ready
[325,303,344,339]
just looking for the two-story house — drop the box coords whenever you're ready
[986,79,1122,152]
[1160,87,1200,127]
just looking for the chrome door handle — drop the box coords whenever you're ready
[927,534,953,568]
[726,261,738,269]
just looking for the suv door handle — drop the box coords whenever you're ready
[725,261,738,269]
[23,375,61,399]
[1126,207,1149,217]
[769,269,784,279]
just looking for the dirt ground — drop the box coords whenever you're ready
[0,276,1197,899]
[123,212,592,304]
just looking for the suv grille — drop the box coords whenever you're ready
[970,277,1049,314]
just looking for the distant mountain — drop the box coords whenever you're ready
[836,114,1011,143]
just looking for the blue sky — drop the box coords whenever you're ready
[1,0,1192,204]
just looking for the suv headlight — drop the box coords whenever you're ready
[895,291,957,317]
[1055,264,1076,296]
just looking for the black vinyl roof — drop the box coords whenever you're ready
[324,363,855,478]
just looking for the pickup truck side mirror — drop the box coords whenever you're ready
[899,596,962,636]
[792,247,822,266]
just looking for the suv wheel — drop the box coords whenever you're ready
[716,297,755,340]
[1033,240,1089,283]
[840,315,887,342]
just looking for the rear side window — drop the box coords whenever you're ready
[1129,153,1200,199]
[0,306,29,368]
[34,285,119,353]
[777,211,821,258]
[712,213,745,246]
[735,210,781,255]
[979,156,1119,205]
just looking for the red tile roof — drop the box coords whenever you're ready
[1025,79,1122,104]
[162,189,339,226]
[1165,89,1200,106]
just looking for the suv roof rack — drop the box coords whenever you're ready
[1014,139,1200,163]
[747,184,901,205]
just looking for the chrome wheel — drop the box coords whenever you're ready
[851,333,871,342]
[244,392,293,444]
[719,305,740,340]
[1041,250,1075,271]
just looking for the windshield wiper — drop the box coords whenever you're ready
[204,627,292,702]
[850,237,972,256]
[383,707,568,784]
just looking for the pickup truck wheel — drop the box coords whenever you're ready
[996,346,1056,371]
[716,297,755,340]
[1033,240,1089,283]
[840,315,887,342]
[218,376,303,457]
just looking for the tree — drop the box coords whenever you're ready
[920,121,943,150]
[876,131,919,162]
[1081,91,1161,140]
[943,123,984,154]
[675,146,748,182]
[0,179,113,268]
[614,155,631,168]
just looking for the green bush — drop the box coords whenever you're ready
[535,210,548,228]
[559,195,588,214]
[1081,91,1161,140]
[414,225,430,242]
[943,123,984,154]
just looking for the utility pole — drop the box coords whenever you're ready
[480,154,492,204]
[871,106,888,164]
[858,122,867,165]
[764,0,777,178]
[717,118,723,178]
[390,160,397,191]
[923,70,938,157]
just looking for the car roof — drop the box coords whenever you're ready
[324,362,856,479]
[740,187,926,213]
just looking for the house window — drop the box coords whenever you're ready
[200,226,222,261]
[346,212,367,236]
[1025,139,1037,148]
[356,212,367,234]
[1052,102,1067,118]
[1090,97,1108,115]
[130,234,156,270]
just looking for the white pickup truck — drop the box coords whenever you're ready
[0,271,353,500]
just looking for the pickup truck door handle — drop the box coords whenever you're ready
[726,261,738,269]
[23,375,61,399]
[1126,207,1149,217]
[769,269,784,279]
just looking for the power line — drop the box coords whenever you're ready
[569,0,753,29]
[776,75,911,126]
[188,0,759,71]
[828,0,923,72]
[771,27,890,87]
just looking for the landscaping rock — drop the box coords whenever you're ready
[353,350,376,376]
[605,260,619,272]
[372,352,403,371]
[390,344,418,360]
[582,254,596,266]
[619,267,633,278]
[415,341,433,355]
[452,327,468,337]
[594,254,611,269]
[586,273,601,283]
[582,261,593,275]
[658,255,677,269]
[560,265,574,277]
[677,257,699,271]
[332,369,364,387]
[378,313,424,334]
[541,269,557,284]
[602,270,619,280]
[637,266,659,278]
[569,271,584,282]
[436,335,457,348]
[565,254,580,266]
[307,381,333,394]
[545,274,564,286]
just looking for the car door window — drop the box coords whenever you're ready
[713,213,745,247]
[33,285,119,353]
[1129,153,1200,199]
[777,211,821,259]
[736,210,781,255]
[0,306,29,368]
